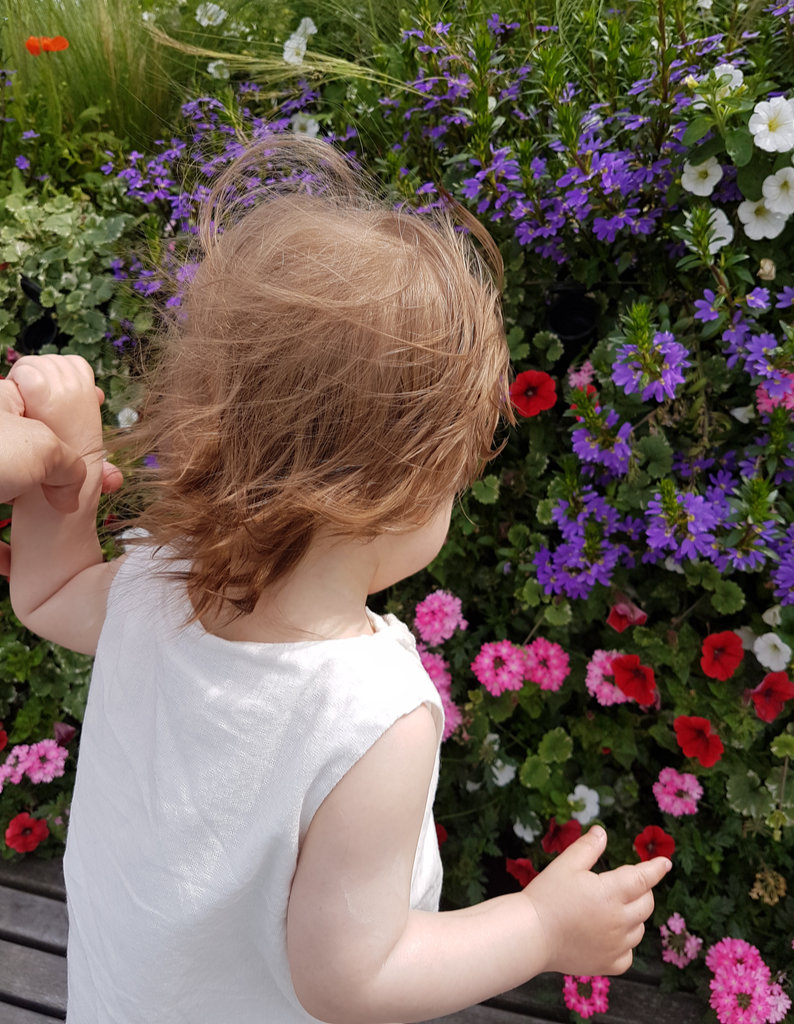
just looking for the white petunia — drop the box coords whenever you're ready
[762,167,794,216]
[664,557,685,575]
[568,784,600,826]
[712,63,744,94]
[753,631,793,672]
[465,780,482,793]
[290,113,320,137]
[117,407,139,428]
[704,207,734,253]
[735,626,757,651]
[749,96,794,153]
[195,2,228,27]
[762,605,783,627]
[283,31,307,65]
[491,760,516,787]
[513,820,539,843]
[206,59,230,80]
[730,405,754,423]
[681,156,723,197]
[738,198,787,240]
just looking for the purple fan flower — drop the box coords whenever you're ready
[611,331,691,402]
[693,288,720,322]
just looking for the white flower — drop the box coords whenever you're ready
[206,59,230,80]
[753,631,792,672]
[683,206,734,254]
[730,405,754,424]
[195,2,228,27]
[735,626,757,650]
[117,407,139,428]
[712,63,744,94]
[664,557,685,575]
[513,820,539,843]
[762,167,794,216]
[491,760,516,787]
[681,156,723,197]
[465,780,482,793]
[749,96,794,153]
[141,10,155,22]
[738,198,787,241]
[568,784,600,826]
[297,17,317,37]
[283,32,307,65]
[762,605,783,627]
[290,113,320,137]
[696,0,712,9]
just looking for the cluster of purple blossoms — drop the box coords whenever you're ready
[611,331,692,402]
[644,488,720,564]
[571,408,633,476]
[771,524,794,606]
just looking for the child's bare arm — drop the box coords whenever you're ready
[287,704,671,1024]
[8,355,122,655]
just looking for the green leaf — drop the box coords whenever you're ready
[726,769,774,818]
[544,600,572,626]
[518,578,542,608]
[736,161,769,203]
[471,475,500,505]
[636,433,673,478]
[771,734,794,759]
[711,579,745,615]
[682,116,713,146]
[507,523,531,548]
[725,128,754,168]
[519,753,550,789]
[538,726,573,764]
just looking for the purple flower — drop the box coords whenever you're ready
[611,331,691,402]
[14,155,29,170]
[645,489,720,562]
[775,285,794,309]
[745,287,771,311]
[693,288,720,322]
[21,130,39,140]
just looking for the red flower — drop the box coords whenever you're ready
[673,715,724,767]
[5,812,49,854]
[612,654,656,706]
[0,519,11,530]
[541,817,582,854]
[700,631,744,680]
[506,857,539,888]
[509,370,556,417]
[435,823,448,847]
[751,672,794,723]
[25,36,69,56]
[634,825,675,861]
[607,598,648,633]
[0,723,6,752]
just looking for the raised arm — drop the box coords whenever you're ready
[287,704,671,1024]
[8,355,121,655]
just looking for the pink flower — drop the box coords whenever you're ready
[417,645,461,741]
[706,938,766,975]
[652,766,703,816]
[522,637,570,691]
[2,745,32,785]
[24,739,68,784]
[660,913,703,968]
[562,975,610,1018]
[568,360,594,390]
[767,984,792,1023]
[585,649,628,706]
[709,962,773,1024]
[413,589,467,647]
[756,373,794,414]
[471,639,525,697]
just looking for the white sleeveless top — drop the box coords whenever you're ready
[64,546,444,1023]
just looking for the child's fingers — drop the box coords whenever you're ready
[0,379,24,417]
[607,857,671,903]
[100,460,123,494]
[554,825,607,872]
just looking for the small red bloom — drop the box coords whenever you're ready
[25,37,42,55]
[634,825,675,861]
[5,812,49,854]
[506,857,539,888]
[541,817,582,854]
[607,598,648,633]
[0,519,11,530]
[612,654,656,706]
[509,370,556,417]
[673,715,724,767]
[700,631,744,681]
[435,823,448,847]
[751,672,794,723]
[0,724,6,752]
[25,36,69,56]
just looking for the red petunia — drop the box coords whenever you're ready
[541,817,582,854]
[4,812,49,854]
[612,654,656,706]
[506,857,539,888]
[673,715,724,767]
[0,723,6,752]
[634,825,675,861]
[700,631,744,681]
[435,823,448,847]
[25,36,69,56]
[751,672,794,723]
[509,370,557,417]
[607,598,648,633]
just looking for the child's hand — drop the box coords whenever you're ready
[523,825,671,977]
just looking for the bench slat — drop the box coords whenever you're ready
[0,887,68,953]
[0,938,66,1018]
[0,1003,64,1024]
[0,861,66,902]
[423,1005,554,1024]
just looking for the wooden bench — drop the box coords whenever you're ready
[0,857,704,1023]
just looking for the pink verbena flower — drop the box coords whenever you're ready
[709,962,773,1024]
[414,590,467,647]
[585,649,628,706]
[24,739,68,784]
[568,360,595,390]
[471,640,525,696]
[706,938,766,974]
[523,636,570,691]
[562,975,610,1019]
[653,766,703,816]
[417,645,461,741]
[767,984,792,1023]
[660,913,703,968]
[2,745,32,785]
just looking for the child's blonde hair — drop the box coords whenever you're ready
[120,134,511,618]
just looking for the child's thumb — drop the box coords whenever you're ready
[562,825,607,870]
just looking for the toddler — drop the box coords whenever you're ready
[8,135,670,1024]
